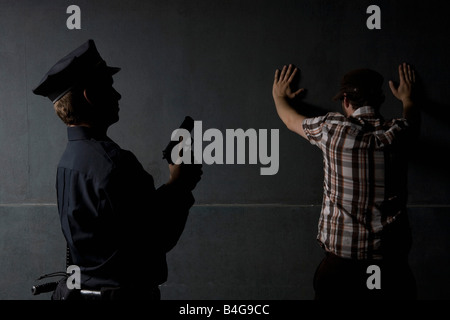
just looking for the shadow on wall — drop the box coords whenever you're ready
[288,68,331,118]
[408,93,450,204]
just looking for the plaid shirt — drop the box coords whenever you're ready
[303,106,410,259]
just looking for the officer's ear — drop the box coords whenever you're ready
[83,88,94,106]
[82,88,90,105]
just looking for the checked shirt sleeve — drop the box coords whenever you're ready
[302,114,328,146]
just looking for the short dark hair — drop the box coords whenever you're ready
[333,68,385,109]
[344,91,385,110]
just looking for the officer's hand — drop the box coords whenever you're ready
[168,162,203,191]
[168,163,181,185]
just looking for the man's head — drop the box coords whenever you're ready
[333,68,385,116]
[33,39,121,128]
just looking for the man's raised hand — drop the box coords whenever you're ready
[273,64,305,100]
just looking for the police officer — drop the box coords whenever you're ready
[33,39,202,300]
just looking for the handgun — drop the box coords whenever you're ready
[162,116,194,164]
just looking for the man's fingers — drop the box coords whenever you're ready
[388,80,397,95]
[279,65,287,82]
[283,64,297,82]
[274,64,302,99]
[401,63,416,84]
[274,69,280,84]
[404,63,412,84]
[275,64,298,83]
[407,64,416,83]
[293,88,305,97]
[283,64,293,81]
[288,66,298,83]
[398,64,405,83]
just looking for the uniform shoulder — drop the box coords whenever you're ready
[59,138,131,178]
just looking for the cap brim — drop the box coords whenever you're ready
[332,91,344,101]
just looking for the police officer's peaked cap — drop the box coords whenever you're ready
[33,39,120,103]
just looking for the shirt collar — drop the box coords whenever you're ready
[67,126,108,141]
[351,106,377,119]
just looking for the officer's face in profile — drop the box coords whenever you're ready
[84,74,122,127]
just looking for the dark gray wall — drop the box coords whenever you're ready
[0,0,449,299]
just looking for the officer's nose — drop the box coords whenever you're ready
[113,88,122,101]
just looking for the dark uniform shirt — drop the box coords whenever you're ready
[56,126,194,290]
